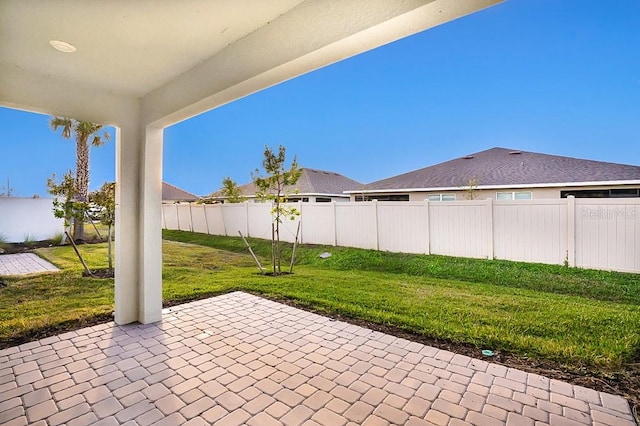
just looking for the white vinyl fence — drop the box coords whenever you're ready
[0,197,64,243]
[162,198,640,274]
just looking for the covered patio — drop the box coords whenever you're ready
[2,1,635,425]
[2,0,502,325]
[1,292,634,425]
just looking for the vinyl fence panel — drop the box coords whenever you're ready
[190,205,208,234]
[247,203,273,240]
[222,203,248,237]
[377,202,428,254]
[300,202,336,245]
[204,204,225,235]
[574,199,640,273]
[162,199,640,274]
[493,200,567,265]
[176,204,193,232]
[335,202,377,249]
[429,201,490,259]
[162,204,179,230]
[278,203,302,243]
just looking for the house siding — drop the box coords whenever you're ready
[352,184,640,202]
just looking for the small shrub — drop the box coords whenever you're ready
[23,234,36,246]
[50,232,64,245]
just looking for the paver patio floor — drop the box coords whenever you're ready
[0,292,635,426]
[0,253,59,276]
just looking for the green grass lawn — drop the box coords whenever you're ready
[1,230,639,376]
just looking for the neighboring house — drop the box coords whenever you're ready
[162,182,200,203]
[346,147,640,201]
[210,168,361,203]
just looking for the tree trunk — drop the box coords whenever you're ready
[73,134,90,241]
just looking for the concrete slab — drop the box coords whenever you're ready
[0,292,634,425]
[0,253,59,276]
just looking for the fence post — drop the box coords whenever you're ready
[332,201,338,246]
[298,200,303,244]
[188,203,194,232]
[424,199,430,255]
[373,199,379,250]
[245,201,250,237]
[222,204,228,237]
[486,198,494,259]
[203,204,210,234]
[174,204,181,231]
[567,196,576,267]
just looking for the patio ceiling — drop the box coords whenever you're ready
[1,0,501,127]
[0,0,502,325]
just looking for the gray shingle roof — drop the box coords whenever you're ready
[213,168,361,198]
[162,182,200,202]
[355,147,640,191]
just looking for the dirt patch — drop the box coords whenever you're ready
[82,269,114,279]
[0,236,105,255]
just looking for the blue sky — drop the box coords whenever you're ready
[1,0,639,197]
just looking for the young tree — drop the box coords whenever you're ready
[462,177,479,200]
[90,182,116,275]
[50,117,110,241]
[220,177,245,203]
[47,171,86,240]
[252,145,302,275]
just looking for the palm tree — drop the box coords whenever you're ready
[50,117,110,241]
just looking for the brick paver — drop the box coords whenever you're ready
[0,253,59,276]
[0,292,635,425]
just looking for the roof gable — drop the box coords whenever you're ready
[358,147,640,191]
[212,168,362,198]
[162,182,200,202]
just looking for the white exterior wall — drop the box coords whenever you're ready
[0,197,64,243]
[162,198,640,274]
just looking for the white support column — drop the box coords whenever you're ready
[114,121,164,325]
[115,123,141,325]
[138,125,164,324]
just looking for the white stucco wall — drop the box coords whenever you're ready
[0,197,64,243]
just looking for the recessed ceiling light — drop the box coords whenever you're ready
[49,40,77,53]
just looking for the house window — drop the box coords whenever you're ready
[497,191,532,200]
[316,197,332,203]
[354,194,410,202]
[287,197,309,203]
[561,188,640,198]
[427,194,456,202]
